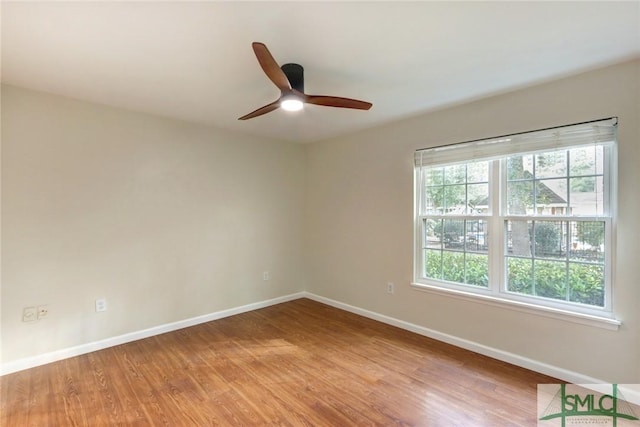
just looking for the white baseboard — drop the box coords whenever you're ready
[2,290,609,386]
[0,292,305,376]
[302,292,607,385]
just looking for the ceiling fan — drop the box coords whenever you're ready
[238,42,372,120]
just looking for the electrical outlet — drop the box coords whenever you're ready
[263,271,270,281]
[95,298,107,312]
[37,305,49,320]
[387,282,395,294]
[23,306,37,322]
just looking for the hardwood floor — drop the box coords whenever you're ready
[1,298,557,426]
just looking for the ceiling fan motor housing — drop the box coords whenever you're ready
[281,63,304,93]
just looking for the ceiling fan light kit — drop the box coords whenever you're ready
[280,96,304,112]
[238,42,372,120]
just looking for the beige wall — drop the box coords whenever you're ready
[2,60,638,383]
[1,85,306,363]
[305,59,640,383]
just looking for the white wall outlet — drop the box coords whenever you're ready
[263,271,270,281]
[37,305,49,320]
[23,306,37,322]
[387,282,395,294]
[95,298,107,312]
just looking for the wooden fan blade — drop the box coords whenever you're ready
[252,42,291,92]
[305,95,372,110]
[238,100,280,120]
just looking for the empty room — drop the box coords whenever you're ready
[1,2,639,426]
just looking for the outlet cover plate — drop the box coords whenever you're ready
[37,305,49,320]
[23,306,37,322]
[95,298,107,312]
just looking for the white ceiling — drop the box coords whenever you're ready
[2,1,639,143]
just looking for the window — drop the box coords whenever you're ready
[413,119,617,321]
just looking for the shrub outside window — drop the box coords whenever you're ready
[413,119,616,319]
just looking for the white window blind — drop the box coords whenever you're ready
[415,118,617,168]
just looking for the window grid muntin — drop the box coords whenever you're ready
[420,216,490,288]
[422,161,490,215]
[505,145,607,217]
[502,218,608,308]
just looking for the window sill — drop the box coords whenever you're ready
[410,282,621,331]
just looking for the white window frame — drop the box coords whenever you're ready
[412,118,620,330]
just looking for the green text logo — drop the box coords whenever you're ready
[539,384,639,427]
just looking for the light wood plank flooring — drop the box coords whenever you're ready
[1,298,558,426]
